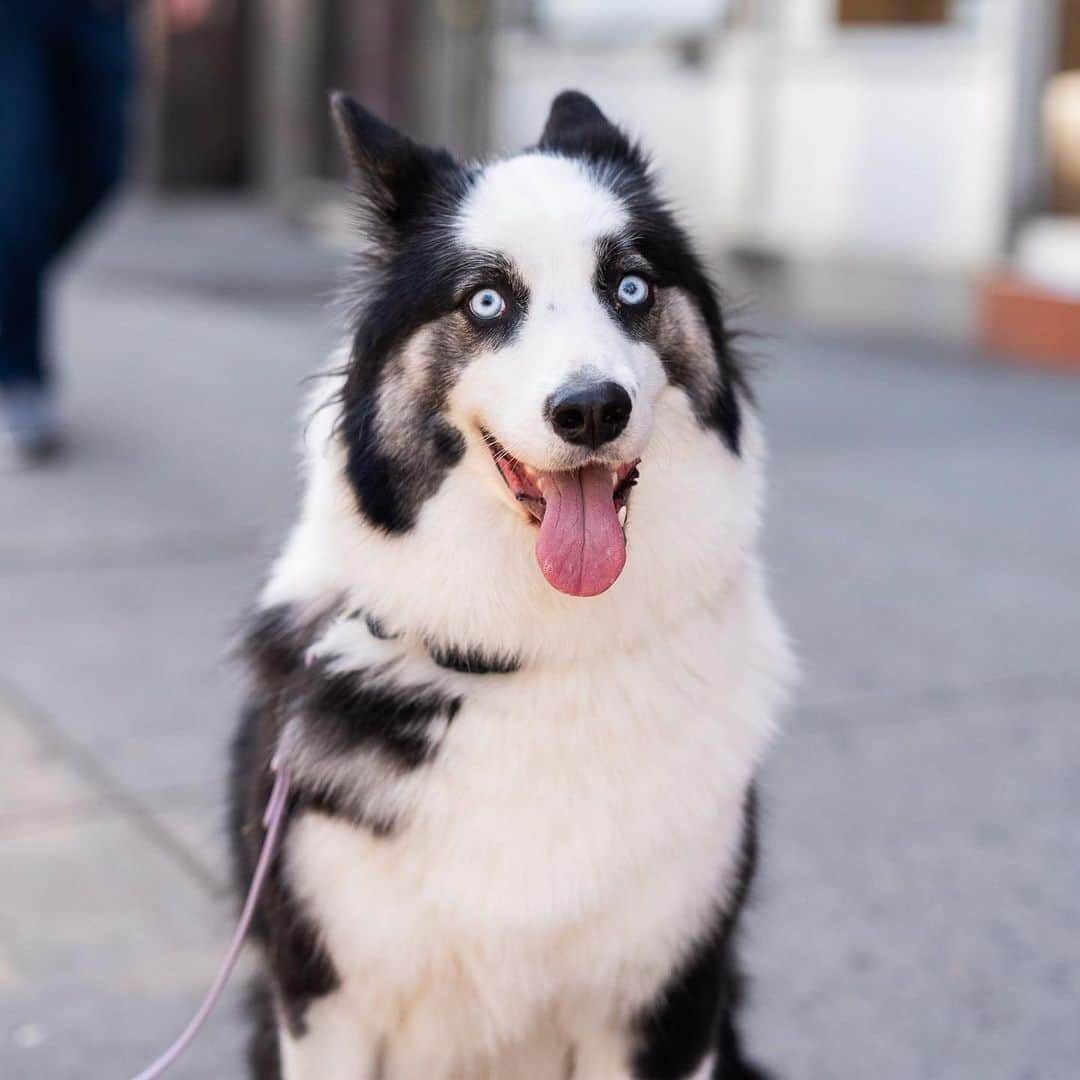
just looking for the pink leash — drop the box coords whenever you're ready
[130,754,291,1080]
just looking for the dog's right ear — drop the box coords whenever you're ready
[330,92,457,237]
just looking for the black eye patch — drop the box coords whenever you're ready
[455,253,530,313]
[451,253,531,346]
[594,234,658,329]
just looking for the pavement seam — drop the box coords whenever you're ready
[0,783,216,833]
[0,678,229,898]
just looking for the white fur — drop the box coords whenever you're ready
[261,152,792,1079]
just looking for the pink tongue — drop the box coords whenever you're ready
[535,465,626,597]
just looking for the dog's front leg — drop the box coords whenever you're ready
[277,992,381,1080]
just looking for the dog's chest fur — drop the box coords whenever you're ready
[285,588,770,1055]
[239,382,788,1066]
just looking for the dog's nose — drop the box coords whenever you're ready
[547,380,632,449]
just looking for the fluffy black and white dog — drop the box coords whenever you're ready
[230,90,791,1080]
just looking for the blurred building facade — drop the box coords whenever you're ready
[142,0,493,195]
[495,0,1075,271]
[145,0,1077,278]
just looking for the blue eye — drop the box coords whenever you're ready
[616,274,649,306]
[468,288,506,320]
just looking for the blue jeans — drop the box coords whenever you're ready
[0,0,132,389]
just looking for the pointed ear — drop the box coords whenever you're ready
[330,92,460,232]
[538,90,644,170]
[540,90,612,145]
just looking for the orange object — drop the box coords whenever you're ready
[979,275,1080,370]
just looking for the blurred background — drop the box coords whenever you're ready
[1,1,1078,1077]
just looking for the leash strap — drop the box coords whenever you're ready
[130,755,291,1080]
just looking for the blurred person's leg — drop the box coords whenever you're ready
[0,0,131,460]
[0,3,54,395]
[52,0,132,252]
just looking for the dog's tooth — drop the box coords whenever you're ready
[618,505,628,526]
[611,471,618,488]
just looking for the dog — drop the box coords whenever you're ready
[230,89,791,1080]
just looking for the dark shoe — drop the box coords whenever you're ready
[2,383,64,464]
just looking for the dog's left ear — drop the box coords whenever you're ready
[538,90,645,172]
[331,92,461,241]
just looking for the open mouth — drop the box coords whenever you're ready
[483,430,640,598]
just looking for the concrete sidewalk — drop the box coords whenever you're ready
[2,197,1078,1079]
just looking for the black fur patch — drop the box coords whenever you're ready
[342,389,467,534]
[427,641,522,675]
[229,701,341,1039]
[242,603,319,690]
[623,207,745,453]
[298,660,461,769]
[244,977,282,1080]
[631,787,768,1080]
[604,206,744,454]
[329,95,484,533]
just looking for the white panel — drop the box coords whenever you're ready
[537,0,727,40]
[492,14,1029,268]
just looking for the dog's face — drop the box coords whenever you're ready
[333,91,745,599]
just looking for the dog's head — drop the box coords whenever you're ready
[331,90,747,599]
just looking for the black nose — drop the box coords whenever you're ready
[548,380,632,449]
